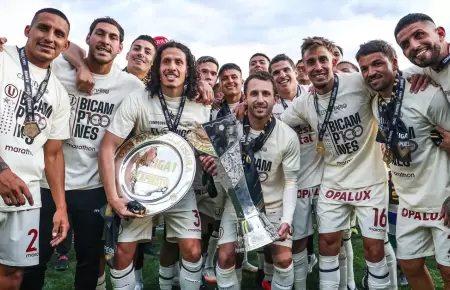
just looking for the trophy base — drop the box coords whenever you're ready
[236,212,280,253]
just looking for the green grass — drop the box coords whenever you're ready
[43,231,444,290]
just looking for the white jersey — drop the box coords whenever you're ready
[273,88,323,189]
[0,45,70,211]
[372,81,450,212]
[281,73,387,189]
[404,63,450,101]
[107,89,211,189]
[40,57,144,190]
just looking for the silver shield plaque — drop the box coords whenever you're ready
[115,132,196,215]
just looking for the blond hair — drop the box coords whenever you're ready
[301,37,336,57]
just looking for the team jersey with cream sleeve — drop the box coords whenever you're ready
[0,45,70,211]
[107,89,211,189]
[281,72,387,189]
[242,120,301,224]
[404,63,450,100]
[272,88,323,189]
[40,56,144,190]
[372,82,450,212]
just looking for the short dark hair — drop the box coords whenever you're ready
[337,61,360,72]
[295,59,303,66]
[131,35,156,51]
[218,63,242,77]
[31,8,70,31]
[197,56,219,70]
[301,37,336,57]
[89,17,124,43]
[355,40,397,62]
[244,71,277,97]
[249,53,270,65]
[269,54,295,73]
[394,13,435,38]
[337,45,343,56]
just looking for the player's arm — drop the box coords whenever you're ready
[279,95,309,128]
[61,42,94,94]
[43,140,69,246]
[98,94,143,218]
[279,135,301,240]
[0,156,33,206]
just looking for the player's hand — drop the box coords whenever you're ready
[0,168,34,207]
[435,126,450,155]
[308,86,317,94]
[195,80,214,105]
[50,209,69,247]
[76,66,95,95]
[277,223,290,241]
[212,93,224,110]
[407,74,437,93]
[0,37,7,51]
[233,102,247,122]
[199,155,217,176]
[441,196,450,228]
[110,198,144,219]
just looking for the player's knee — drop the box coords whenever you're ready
[0,266,23,288]
[180,239,202,262]
[399,258,425,276]
[438,264,450,283]
[218,245,236,269]
[274,257,292,269]
[363,240,385,262]
[114,242,137,270]
[292,238,307,254]
[319,234,341,256]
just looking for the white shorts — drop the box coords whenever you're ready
[0,209,40,267]
[316,182,388,240]
[196,188,225,220]
[292,186,317,240]
[218,199,292,248]
[396,207,450,266]
[118,189,202,243]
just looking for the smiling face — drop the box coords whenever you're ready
[220,69,242,98]
[270,60,297,95]
[86,22,123,65]
[358,52,397,92]
[159,47,187,90]
[126,39,156,74]
[249,55,269,73]
[303,46,337,90]
[246,78,276,120]
[198,61,218,88]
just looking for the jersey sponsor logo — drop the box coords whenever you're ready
[401,208,444,221]
[294,124,314,145]
[91,88,110,95]
[254,158,272,172]
[297,187,319,198]
[65,142,96,152]
[4,84,19,98]
[325,189,371,201]
[392,171,416,178]
[326,112,362,155]
[16,73,49,94]
[4,144,33,155]
[318,103,347,115]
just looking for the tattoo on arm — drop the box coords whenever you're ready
[0,156,9,173]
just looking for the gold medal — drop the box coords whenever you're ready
[383,149,393,164]
[22,121,41,139]
[316,141,326,156]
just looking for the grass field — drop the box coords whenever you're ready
[43,231,444,290]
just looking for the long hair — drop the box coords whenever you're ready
[146,41,198,100]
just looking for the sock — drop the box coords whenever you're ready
[159,264,175,290]
[180,258,203,290]
[216,265,240,290]
[174,261,180,279]
[319,255,340,289]
[385,240,398,289]
[96,271,106,290]
[366,258,391,290]
[236,267,243,284]
[243,250,248,263]
[293,249,308,290]
[307,235,314,255]
[257,250,265,269]
[264,261,274,282]
[343,229,355,289]
[110,263,135,290]
[338,246,347,290]
[134,268,143,284]
[205,231,219,268]
[272,263,294,290]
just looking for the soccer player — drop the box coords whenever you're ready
[281,37,391,290]
[357,39,450,290]
[295,59,312,87]
[98,41,210,290]
[202,71,300,290]
[0,8,71,290]
[249,53,270,74]
[269,54,323,290]
[19,17,144,290]
[336,61,360,74]
[123,34,157,84]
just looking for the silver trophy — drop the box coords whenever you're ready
[188,115,279,252]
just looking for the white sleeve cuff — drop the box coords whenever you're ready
[281,170,298,225]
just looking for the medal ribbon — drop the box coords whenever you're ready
[157,90,187,133]
[313,74,339,142]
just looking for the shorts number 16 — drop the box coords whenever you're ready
[373,208,387,227]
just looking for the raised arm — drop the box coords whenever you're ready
[62,42,95,94]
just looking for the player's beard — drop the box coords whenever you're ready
[411,42,441,68]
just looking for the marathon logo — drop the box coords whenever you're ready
[297,187,319,198]
[325,189,371,201]
[4,145,33,155]
[25,252,39,258]
[401,209,444,221]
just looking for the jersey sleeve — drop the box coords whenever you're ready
[280,95,310,128]
[282,130,301,172]
[51,56,73,78]
[403,65,425,77]
[49,88,71,140]
[107,92,140,139]
[426,88,450,131]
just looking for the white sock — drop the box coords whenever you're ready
[216,265,240,290]
[366,258,391,290]
[343,230,356,289]
[159,264,175,290]
[272,263,294,290]
[180,258,203,290]
[257,250,265,269]
[96,271,106,290]
[385,241,398,290]
[174,261,180,278]
[236,267,243,284]
[293,249,308,290]
[134,268,143,283]
[264,261,274,282]
[205,232,219,268]
[338,246,347,290]
[319,255,340,289]
[110,263,135,290]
